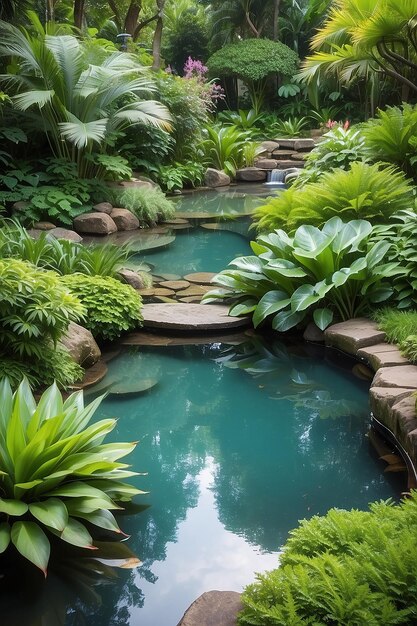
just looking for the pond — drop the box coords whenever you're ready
[0,186,404,626]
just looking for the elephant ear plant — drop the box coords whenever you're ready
[0,378,143,575]
[203,217,403,331]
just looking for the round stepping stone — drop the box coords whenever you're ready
[162,218,189,224]
[159,280,190,290]
[142,303,251,330]
[159,273,182,281]
[183,272,216,285]
[201,223,220,230]
[109,378,158,397]
[153,288,175,296]
[177,285,210,296]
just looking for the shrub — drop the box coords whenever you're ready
[156,162,206,192]
[202,125,249,176]
[362,104,417,181]
[254,162,415,233]
[239,493,417,625]
[203,217,402,332]
[0,377,143,574]
[0,347,83,389]
[61,274,143,341]
[373,309,417,364]
[112,186,175,227]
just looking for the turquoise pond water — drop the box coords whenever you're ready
[0,187,404,625]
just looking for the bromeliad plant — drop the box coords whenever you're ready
[0,377,143,575]
[202,125,249,177]
[203,217,402,332]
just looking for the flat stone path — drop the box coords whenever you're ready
[142,303,251,330]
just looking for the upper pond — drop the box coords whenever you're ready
[0,185,403,626]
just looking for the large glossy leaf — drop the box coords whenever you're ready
[29,498,68,532]
[0,498,28,516]
[366,240,391,268]
[293,225,332,258]
[229,256,265,272]
[229,299,257,316]
[313,308,334,330]
[74,509,123,535]
[265,259,308,278]
[291,284,325,312]
[272,309,305,332]
[253,291,291,328]
[59,517,96,549]
[11,521,50,575]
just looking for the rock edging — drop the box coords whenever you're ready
[324,317,417,485]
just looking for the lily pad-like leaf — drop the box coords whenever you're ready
[11,521,50,576]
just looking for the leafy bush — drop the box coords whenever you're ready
[0,257,84,387]
[370,211,417,309]
[202,125,249,177]
[297,126,368,184]
[61,274,143,341]
[156,162,205,192]
[112,186,175,227]
[239,493,417,625]
[254,162,415,233]
[362,103,417,180]
[0,222,130,278]
[0,377,143,574]
[204,217,401,332]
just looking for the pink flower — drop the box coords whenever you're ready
[343,120,350,130]
[183,57,209,80]
[325,119,338,129]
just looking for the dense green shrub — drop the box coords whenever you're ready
[254,162,415,233]
[370,211,417,309]
[61,274,143,341]
[204,217,401,332]
[0,377,143,574]
[202,125,248,176]
[162,11,209,73]
[112,186,175,227]
[362,104,417,180]
[0,257,84,387]
[373,309,417,363]
[239,493,417,625]
[297,126,368,184]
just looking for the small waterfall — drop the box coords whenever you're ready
[265,169,286,186]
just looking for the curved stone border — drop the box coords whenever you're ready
[324,317,417,487]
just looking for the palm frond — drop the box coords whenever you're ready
[59,114,108,148]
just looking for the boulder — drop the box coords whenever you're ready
[93,202,113,214]
[110,208,140,231]
[205,168,231,188]
[236,167,267,182]
[73,212,117,235]
[118,269,148,290]
[254,158,278,169]
[59,322,101,367]
[177,591,243,626]
[47,227,83,242]
[303,321,324,343]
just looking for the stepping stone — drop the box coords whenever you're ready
[325,318,386,354]
[142,303,251,330]
[155,296,177,303]
[177,590,243,626]
[176,285,210,296]
[108,378,158,397]
[162,218,190,225]
[122,330,250,347]
[358,343,409,370]
[372,365,417,389]
[159,280,191,290]
[138,287,175,297]
[179,296,203,303]
[159,273,182,281]
[276,138,315,150]
[184,272,216,285]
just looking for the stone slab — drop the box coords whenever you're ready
[370,387,416,433]
[358,343,409,370]
[159,280,190,290]
[276,138,315,150]
[236,167,267,182]
[70,360,108,390]
[392,395,417,449]
[177,590,243,626]
[254,158,278,169]
[324,318,386,354]
[184,272,216,285]
[372,365,417,389]
[122,330,249,347]
[273,160,306,169]
[142,303,251,330]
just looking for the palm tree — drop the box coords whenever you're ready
[0,20,171,177]
[299,0,417,104]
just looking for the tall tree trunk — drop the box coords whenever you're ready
[273,0,281,41]
[151,0,165,71]
[124,0,142,36]
[74,0,86,30]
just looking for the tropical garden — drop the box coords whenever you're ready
[1,0,417,624]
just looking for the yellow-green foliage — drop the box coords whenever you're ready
[239,493,417,625]
[254,162,415,233]
[61,274,143,341]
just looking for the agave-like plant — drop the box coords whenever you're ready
[0,378,143,575]
[0,21,172,177]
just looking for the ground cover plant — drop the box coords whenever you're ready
[0,258,84,388]
[254,162,415,233]
[203,217,401,332]
[373,309,417,365]
[0,377,143,575]
[61,274,143,341]
[239,493,417,625]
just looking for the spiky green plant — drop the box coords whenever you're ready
[254,162,415,233]
[0,377,143,575]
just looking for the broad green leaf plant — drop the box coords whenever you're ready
[0,377,143,575]
[203,217,403,331]
[0,21,172,178]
